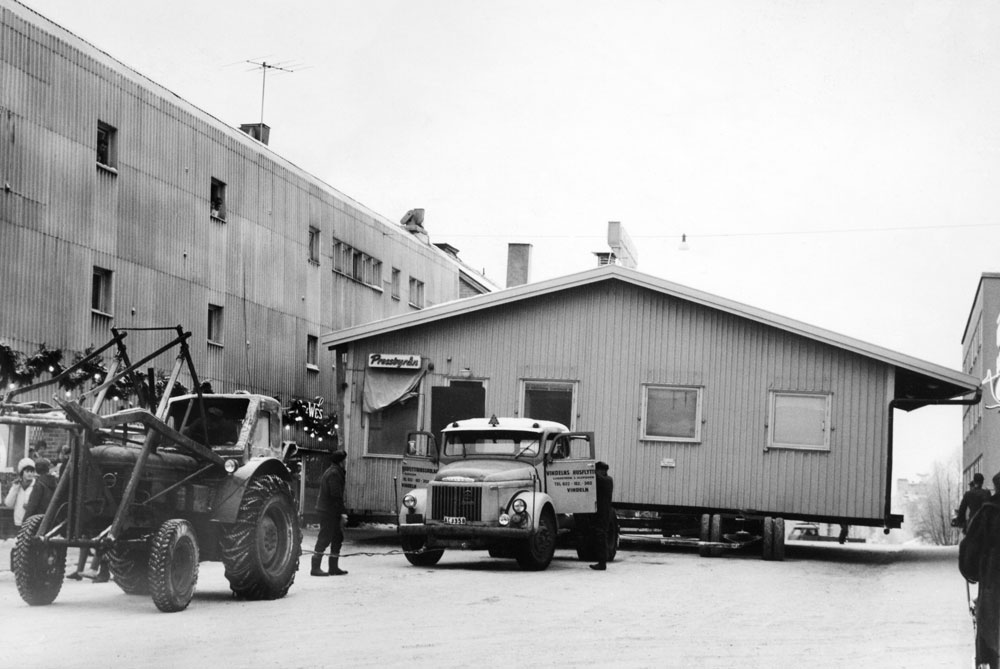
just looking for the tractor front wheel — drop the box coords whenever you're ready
[13,514,66,606]
[221,474,301,600]
[149,519,199,613]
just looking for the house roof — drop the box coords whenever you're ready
[322,264,979,404]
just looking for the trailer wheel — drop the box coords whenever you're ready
[773,517,786,561]
[149,519,199,613]
[762,516,775,560]
[401,535,445,566]
[709,514,723,557]
[109,539,151,595]
[221,474,301,600]
[699,514,711,557]
[517,507,557,571]
[13,514,66,606]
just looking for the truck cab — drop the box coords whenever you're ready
[398,415,603,571]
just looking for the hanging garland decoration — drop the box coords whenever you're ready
[283,396,339,443]
[1,343,64,388]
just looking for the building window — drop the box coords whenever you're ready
[91,266,113,316]
[96,121,117,171]
[642,385,702,442]
[768,391,831,451]
[207,304,224,345]
[306,335,319,371]
[391,268,401,300]
[331,238,382,290]
[521,380,576,429]
[408,277,425,309]
[210,178,227,221]
[366,398,419,456]
[308,227,320,264]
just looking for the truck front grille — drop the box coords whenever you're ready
[430,485,482,521]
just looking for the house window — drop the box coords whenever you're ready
[96,121,117,170]
[306,335,319,371]
[768,391,831,451]
[308,227,320,264]
[210,178,226,221]
[91,266,113,315]
[521,380,576,429]
[408,277,425,309]
[331,238,382,290]
[391,268,401,300]
[207,304,224,345]
[366,398,419,456]
[642,385,702,442]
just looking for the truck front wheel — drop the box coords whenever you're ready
[517,508,556,571]
[401,535,444,566]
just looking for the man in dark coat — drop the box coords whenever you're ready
[964,472,1000,668]
[590,461,614,571]
[958,472,992,532]
[24,457,56,519]
[312,450,348,576]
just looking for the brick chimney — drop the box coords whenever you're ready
[506,243,532,288]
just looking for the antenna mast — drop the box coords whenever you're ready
[246,60,297,126]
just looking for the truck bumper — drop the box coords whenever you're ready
[398,523,533,541]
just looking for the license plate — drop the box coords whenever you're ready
[444,516,467,525]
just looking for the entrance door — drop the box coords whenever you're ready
[430,384,486,444]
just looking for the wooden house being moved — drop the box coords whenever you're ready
[322,265,979,558]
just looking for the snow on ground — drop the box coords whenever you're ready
[0,529,976,668]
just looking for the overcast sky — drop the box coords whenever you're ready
[16,0,1000,480]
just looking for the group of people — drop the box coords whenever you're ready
[3,441,68,531]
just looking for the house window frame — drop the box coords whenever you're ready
[91,266,114,317]
[332,238,383,291]
[641,384,703,443]
[308,227,320,265]
[519,379,577,430]
[96,121,117,173]
[767,390,832,452]
[207,303,224,346]
[391,268,401,300]
[210,178,227,222]
[306,335,319,372]
[408,277,425,309]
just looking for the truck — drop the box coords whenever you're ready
[3,327,301,612]
[396,415,618,570]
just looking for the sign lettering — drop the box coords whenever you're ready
[368,353,421,370]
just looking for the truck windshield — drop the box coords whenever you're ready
[442,431,540,458]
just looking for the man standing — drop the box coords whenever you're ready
[590,461,614,571]
[959,473,993,532]
[312,450,348,577]
[963,472,1000,669]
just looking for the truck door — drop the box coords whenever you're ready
[544,432,596,514]
[400,431,439,492]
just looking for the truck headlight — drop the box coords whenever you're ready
[512,498,527,514]
[498,513,510,526]
[403,494,417,509]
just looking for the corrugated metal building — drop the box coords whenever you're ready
[961,273,1000,481]
[322,265,978,530]
[0,1,495,474]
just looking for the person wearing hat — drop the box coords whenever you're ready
[958,472,993,533]
[4,457,36,528]
[24,457,57,519]
[312,450,348,577]
[590,461,614,571]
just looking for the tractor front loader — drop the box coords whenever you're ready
[3,326,301,612]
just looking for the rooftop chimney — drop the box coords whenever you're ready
[594,251,617,266]
[239,123,271,145]
[506,243,532,288]
[401,208,429,243]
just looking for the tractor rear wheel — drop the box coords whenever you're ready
[221,474,301,600]
[149,519,199,613]
[109,539,151,595]
[13,514,66,606]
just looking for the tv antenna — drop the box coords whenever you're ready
[245,59,302,126]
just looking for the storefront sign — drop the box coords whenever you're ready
[368,353,421,370]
